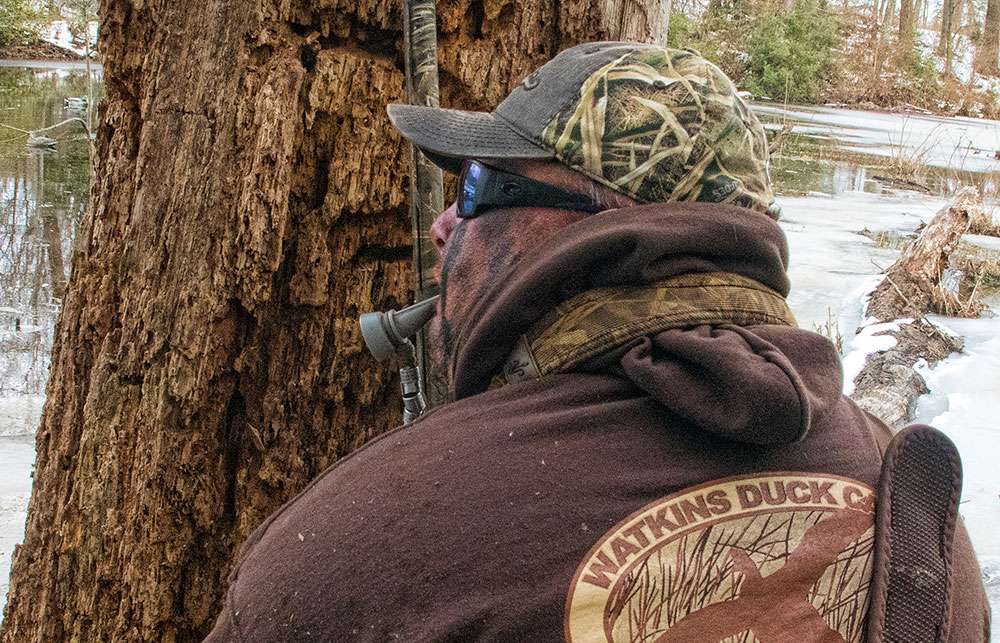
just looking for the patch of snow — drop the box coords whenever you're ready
[41,20,98,58]
[779,189,949,333]
[841,319,914,396]
[0,395,44,437]
[0,426,38,616]
[917,29,970,81]
[965,233,1000,252]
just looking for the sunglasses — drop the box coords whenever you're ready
[456,160,605,219]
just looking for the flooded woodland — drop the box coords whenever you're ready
[0,62,96,610]
[0,63,92,400]
[0,61,998,627]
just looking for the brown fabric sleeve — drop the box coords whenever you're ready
[947,521,992,643]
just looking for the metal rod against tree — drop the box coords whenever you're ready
[401,0,446,407]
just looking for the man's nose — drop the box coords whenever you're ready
[430,202,459,253]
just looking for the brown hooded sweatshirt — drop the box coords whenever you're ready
[205,203,989,642]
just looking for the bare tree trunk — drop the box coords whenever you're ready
[882,0,897,29]
[977,0,1000,73]
[939,0,956,74]
[0,1,667,641]
[899,0,915,49]
[567,0,673,45]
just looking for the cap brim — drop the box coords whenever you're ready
[387,104,552,174]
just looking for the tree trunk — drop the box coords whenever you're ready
[882,0,896,29]
[0,1,667,641]
[977,0,1000,74]
[939,0,955,73]
[898,0,915,49]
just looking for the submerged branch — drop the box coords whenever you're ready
[0,118,93,142]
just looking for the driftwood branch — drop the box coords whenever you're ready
[849,188,984,427]
[864,187,978,321]
[0,118,93,147]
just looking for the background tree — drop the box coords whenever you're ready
[977,0,1000,73]
[0,0,41,48]
[898,0,915,50]
[0,0,669,641]
[881,0,897,29]
[939,0,957,74]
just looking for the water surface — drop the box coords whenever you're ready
[0,61,98,613]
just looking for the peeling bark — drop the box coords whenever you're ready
[0,1,662,641]
[864,188,978,322]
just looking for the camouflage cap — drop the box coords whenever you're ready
[389,41,774,214]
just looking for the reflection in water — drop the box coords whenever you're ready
[756,103,1000,198]
[0,66,98,398]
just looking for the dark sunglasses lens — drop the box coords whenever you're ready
[460,162,482,217]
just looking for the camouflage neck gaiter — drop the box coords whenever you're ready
[492,272,797,388]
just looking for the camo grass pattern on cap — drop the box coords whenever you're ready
[541,48,773,212]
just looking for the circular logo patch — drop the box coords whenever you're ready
[565,473,875,643]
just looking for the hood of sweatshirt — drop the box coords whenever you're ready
[447,202,843,446]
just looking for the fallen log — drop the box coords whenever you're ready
[848,188,985,428]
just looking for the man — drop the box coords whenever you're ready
[206,43,989,642]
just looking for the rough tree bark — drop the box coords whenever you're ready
[938,0,956,74]
[0,1,668,641]
[977,0,1000,74]
[601,0,672,44]
[898,0,915,50]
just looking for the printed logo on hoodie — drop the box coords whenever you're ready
[565,472,875,643]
